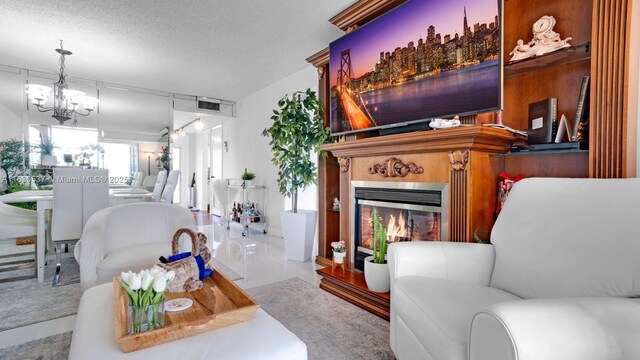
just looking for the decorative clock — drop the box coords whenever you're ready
[509,15,572,62]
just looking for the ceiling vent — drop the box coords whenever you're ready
[197,97,220,112]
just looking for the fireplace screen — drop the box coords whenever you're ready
[358,200,441,253]
[353,184,446,271]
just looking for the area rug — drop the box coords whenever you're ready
[0,255,82,332]
[1,332,72,360]
[247,277,395,360]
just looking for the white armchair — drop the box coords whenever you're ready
[388,178,640,360]
[74,202,196,289]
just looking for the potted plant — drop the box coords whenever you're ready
[364,208,390,293]
[156,146,171,171]
[331,240,346,264]
[262,88,330,261]
[0,138,30,187]
[39,138,57,167]
[241,168,255,188]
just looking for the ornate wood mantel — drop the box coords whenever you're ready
[320,126,522,269]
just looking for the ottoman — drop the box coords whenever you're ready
[69,283,307,359]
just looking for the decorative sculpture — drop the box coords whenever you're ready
[369,157,424,178]
[509,15,572,62]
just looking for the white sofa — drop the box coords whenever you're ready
[74,202,196,289]
[388,178,640,360]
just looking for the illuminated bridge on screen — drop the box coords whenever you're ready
[337,49,376,131]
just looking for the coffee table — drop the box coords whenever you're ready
[69,282,307,359]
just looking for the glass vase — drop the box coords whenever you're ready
[127,299,165,334]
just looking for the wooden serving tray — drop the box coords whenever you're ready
[113,266,259,353]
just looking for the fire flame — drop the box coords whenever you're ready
[386,211,407,241]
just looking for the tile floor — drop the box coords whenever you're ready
[0,216,324,350]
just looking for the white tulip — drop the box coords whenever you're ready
[129,273,142,290]
[141,272,154,291]
[165,270,176,283]
[121,271,133,286]
[150,265,164,277]
[153,274,167,292]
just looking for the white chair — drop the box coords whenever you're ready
[152,170,167,202]
[130,172,144,188]
[0,202,37,281]
[212,178,228,224]
[160,170,180,204]
[141,175,157,191]
[51,169,109,285]
[74,202,196,289]
[388,178,640,360]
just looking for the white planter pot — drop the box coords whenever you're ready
[244,180,252,188]
[333,251,346,264]
[280,210,317,262]
[364,256,390,293]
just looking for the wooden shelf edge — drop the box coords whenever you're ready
[329,0,407,31]
[504,42,591,77]
[320,126,522,158]
[319,278,390,320]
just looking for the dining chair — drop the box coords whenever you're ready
[160,170,180,204]
[212,178,228,224]
[51,168,109,285]
[130,172,144,188]
[152,170,167,202]
[141,175,157,191]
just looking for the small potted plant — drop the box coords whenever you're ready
[242,168,255,187]
[331,240,346,264]
[364,208,390,293]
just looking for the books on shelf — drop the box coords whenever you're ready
[482,123,527,137]
[572,76,590,142]
[527,98,558,144]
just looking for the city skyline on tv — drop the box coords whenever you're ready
[328,0,501,136]
[329,0,499,87]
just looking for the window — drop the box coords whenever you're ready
[50,127,99,167]
[102,142,138,185]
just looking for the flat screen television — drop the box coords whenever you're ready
[329,0,502,136]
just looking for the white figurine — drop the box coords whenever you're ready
[332,197,340,210]
[429,116,461,129]
[509,15,572,62]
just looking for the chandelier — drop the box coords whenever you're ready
[25,40,99,125]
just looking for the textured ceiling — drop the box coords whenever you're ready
[0,0,350,101]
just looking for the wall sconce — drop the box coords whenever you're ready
[224,141,228,152]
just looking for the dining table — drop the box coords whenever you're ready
[0,188,155,283]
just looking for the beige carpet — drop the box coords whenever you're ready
[0,254,82,332]
[247,277,395,360]
[3,277,394,359]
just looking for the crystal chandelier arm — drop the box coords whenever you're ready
[35,105,55,113]
[70,108,93,117]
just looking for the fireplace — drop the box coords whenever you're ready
[351,181,448,271]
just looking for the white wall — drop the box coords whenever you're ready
[223,66,318,237]
[137,141,164,177]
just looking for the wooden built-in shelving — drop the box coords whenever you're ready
[307,0,634,320]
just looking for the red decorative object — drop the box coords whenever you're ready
[495,172,524,217]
